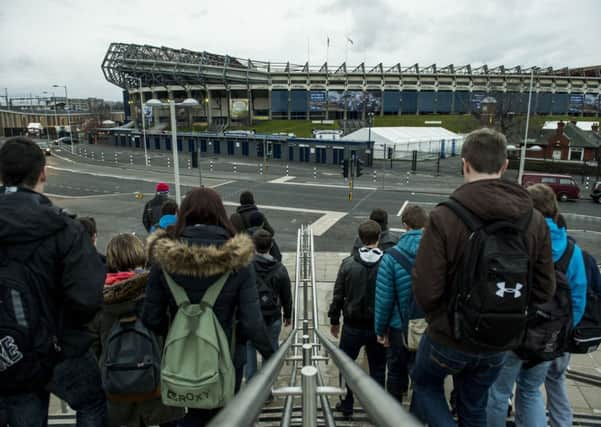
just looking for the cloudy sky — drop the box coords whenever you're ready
[1,0,599,101]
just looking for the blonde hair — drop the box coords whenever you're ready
[106,233,146,273]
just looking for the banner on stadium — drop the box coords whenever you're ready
[309,91,326,111]
[365,91,382,113]
[569,94,584,114]
[327,90,345,111]
[230,98,249,120]
[583,94,600,114]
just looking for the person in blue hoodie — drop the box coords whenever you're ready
[374,204,428,403]
[487,183,587,427]
[150,199,178,234]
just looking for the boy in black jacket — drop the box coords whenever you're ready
[328,220,386,418]
[246,229,292,381]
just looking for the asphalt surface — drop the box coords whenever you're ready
[34,142,601,259]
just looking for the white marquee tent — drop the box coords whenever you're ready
[342,126,463,160]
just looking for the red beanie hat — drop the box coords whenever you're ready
[156,182,170,193]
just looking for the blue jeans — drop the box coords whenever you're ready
[545,353,572,427]
[245,319,281,381]
[487,351,551,427]
[410,334,507,427]
[0,390,49,427]
[47,350,108,427]
[338,325,386,413]
[387,327,411,402]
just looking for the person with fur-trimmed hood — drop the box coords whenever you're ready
[89,233,183,427]
[142,187,274,426]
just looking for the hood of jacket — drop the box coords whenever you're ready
[395,229,423,257]
[546,218,568,262]
[379,229,398,246]
[0,187,69,245]
[254,253,279,274]
[355,247,384,266]
[237,204,258,215]
[451,179,533,222]
[158,214,177,230]
[148,225,255,277]
[103,271,148,312]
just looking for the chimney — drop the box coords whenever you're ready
[557,121,565,135]
[592,122,599,134]
[570,119,577,126]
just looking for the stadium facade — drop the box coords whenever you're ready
[102,43,601,126]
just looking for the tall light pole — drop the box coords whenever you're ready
[41,92,51,144]
[53,84,74,154]
[44,91,57,140]
[146,97,199,204]
[137,78,149,167]
[518,70,535,185]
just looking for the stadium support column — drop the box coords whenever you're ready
[380,89,384,117]
[268,89,272,120]
[152,91,160,127]
[248,88,253,125]
[186,88,193,129]
[206,90,212,125]
[226,88,231,127]
[287,89,291,120]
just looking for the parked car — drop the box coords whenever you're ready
[36,141,52,156]
[521,172,580,202]
[591,181,601,204]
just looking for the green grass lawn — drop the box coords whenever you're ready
[373,114,480,133]
[240,120,340,138]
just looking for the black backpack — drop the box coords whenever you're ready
[440,198,533,351]
[256,269,281,318]
[0,242,59,394]
[102,316,161,401]
[517,242,574,363]
[569,248,601,353]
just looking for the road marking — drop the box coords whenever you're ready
[272,180,377,191]
[210,180,236,188]
[564,213,601,222]
[397,200,409,217]
[46,192,140,199]
[269,176,296,184]
[223,201,347,237]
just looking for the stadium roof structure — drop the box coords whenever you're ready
[102,42,601,90]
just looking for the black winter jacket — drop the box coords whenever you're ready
[0,187,105,357]
[142,194,169,232]
[253,254,293,325]
[230,204,275,235]
[142,225,274,359]
[328,248,383,330]
[351,229,399,257]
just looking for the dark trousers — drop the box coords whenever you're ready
[409,334,506,427]
[386,327,412,402]
[179,408,222,427]
[338,325,386,412]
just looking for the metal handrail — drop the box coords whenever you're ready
[207,330,297,427]
[315,328,422,427]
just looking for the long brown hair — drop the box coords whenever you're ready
[174,187,237,237]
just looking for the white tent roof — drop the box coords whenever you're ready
[342,126,461,144]
[27,122,43,129]
[543,121,599,131]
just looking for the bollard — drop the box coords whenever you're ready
[286,164,289,176]
[313,167,317,180]
[259,163,263,175]
[210,160,214,172]
[167,157,171,168]
[187,159,191,170]
[114,153,118,164]
[233,164,238,174]
[585,176,591,190]
[301,366,318,427]
[405,171,410,184]
[129,155,133,165]
[101,152,105,162]
[83,149,87,157]
[302,343,313,366]
[373,170,377,182]
[91,152,95,160]
[147,157,151,167]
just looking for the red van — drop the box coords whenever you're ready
[521,173,580,202]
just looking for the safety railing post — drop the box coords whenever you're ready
[301,366,318,427]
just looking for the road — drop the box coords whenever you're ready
[36,144,601,259]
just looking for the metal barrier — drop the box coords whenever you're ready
[208,225,421,426]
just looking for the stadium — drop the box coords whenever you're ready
[102,42,601,129]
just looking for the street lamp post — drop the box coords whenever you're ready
[146,97,199,204]
[518,70,535,184]
[53,84,73,154]
[137,78,149,167]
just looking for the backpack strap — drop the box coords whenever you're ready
[163,271,192,307]
[386,247,414,274]
[200,273,231,307]
[438,198,483,232]
[555,240,575,274]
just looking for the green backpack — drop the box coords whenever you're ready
[161,271,235,409]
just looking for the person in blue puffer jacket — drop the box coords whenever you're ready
[487,183,587,427]
[149,199,178,234]
[374,204,428,403]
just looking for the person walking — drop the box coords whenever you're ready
[0,137,107,427]
[328,220,387,418]
[142,182,170,232]
[230,191,275,235]
[142,187,273,427]
[351,208,398,257]
[410,128,555,427]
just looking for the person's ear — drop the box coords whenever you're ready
[500,159,509,174]
[39,166,47,184]
[462,158,470,175]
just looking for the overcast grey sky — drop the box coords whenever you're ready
[1,0,599,101]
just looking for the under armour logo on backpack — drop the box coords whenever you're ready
[496,282,523,299]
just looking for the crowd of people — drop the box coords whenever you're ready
[0,129,600,427]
